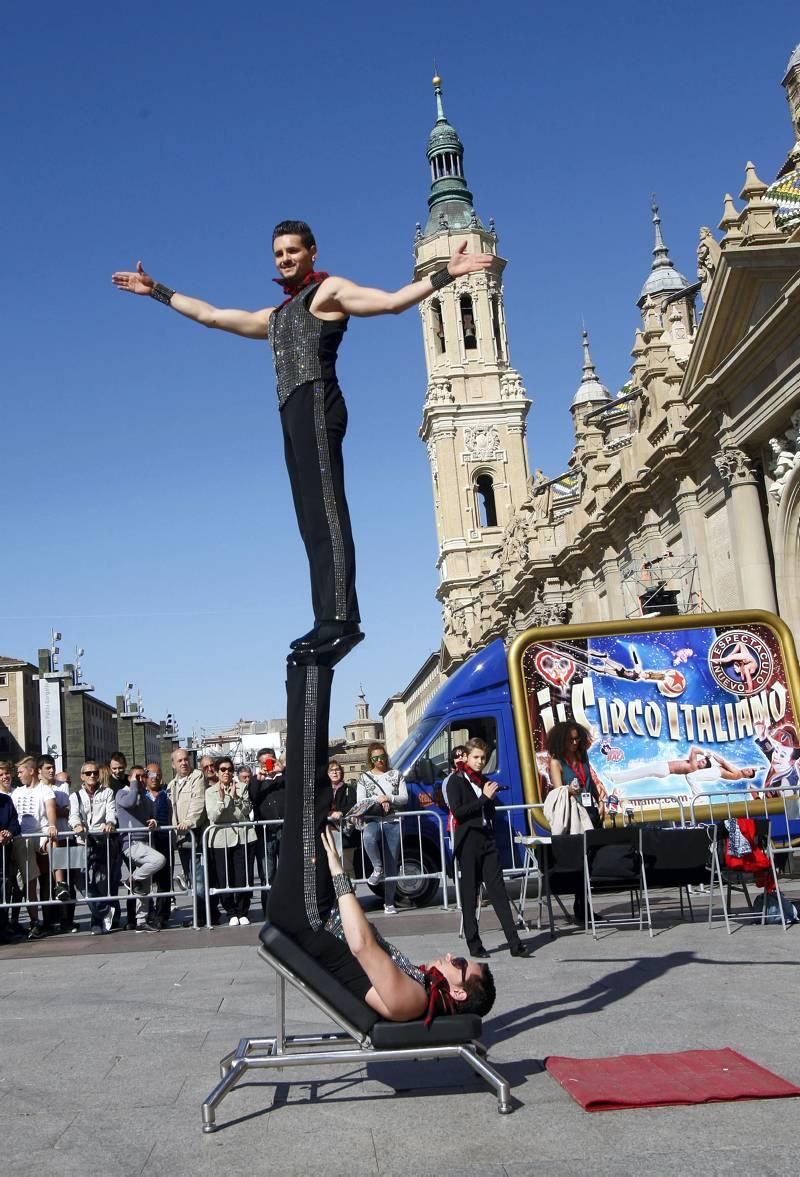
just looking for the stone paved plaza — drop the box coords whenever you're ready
[2,886,799,1177]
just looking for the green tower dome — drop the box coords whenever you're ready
[424,75,483,236]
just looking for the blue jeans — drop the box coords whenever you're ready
[362,820,401,905]
[78,837,118,925]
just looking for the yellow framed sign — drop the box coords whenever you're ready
[508,611,800,827]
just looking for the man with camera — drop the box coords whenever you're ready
[248,748,286,919]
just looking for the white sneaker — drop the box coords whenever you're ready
[228,916,240,927]
[238,916,250,926]
[383,904,398,915]
[102,911,114,933]
[367,869,385,886]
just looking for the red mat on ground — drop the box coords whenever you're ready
[545,1049,800,1112]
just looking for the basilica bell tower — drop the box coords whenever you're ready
[415,76,531,653]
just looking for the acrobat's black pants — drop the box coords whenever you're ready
[457,829,521,952]
[267,663,371,999]
[280,380,360,625]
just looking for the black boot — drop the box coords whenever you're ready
[287,626,365,669]
[290,621,362,652]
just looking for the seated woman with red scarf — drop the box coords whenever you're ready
[266,663,495,1023]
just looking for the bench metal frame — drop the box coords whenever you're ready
[201,944,513,1132]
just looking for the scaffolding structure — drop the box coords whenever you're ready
[618,553,712,619]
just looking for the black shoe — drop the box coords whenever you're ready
[509,942,532,957]
[468,942,489,959]
[27,923,46,940]
[287,628,365,669]
[290,621,362,652]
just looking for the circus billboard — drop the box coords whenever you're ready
[508,611,800,823]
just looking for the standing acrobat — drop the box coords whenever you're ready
[112,221,491,664]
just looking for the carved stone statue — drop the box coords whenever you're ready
[697,226,721,297]
[767,424,800,505]
[498,512,528,568]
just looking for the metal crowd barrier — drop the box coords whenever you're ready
[201,819,283,927]
[607,797,690,826]
[200,810,452,926]
[689,785,800,836]
[0,827,200,929]
[348,808,451,910]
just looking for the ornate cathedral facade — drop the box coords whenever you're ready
[415,47,800,671]
[382,44,800,744]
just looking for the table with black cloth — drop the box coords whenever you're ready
[533,825,711,934]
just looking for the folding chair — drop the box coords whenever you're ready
[707,818,788,933]
[536,834,584,937]
[514,835,571,930]
[640,826,710,922]
[201,923,514,1131]
[583,826,653,938]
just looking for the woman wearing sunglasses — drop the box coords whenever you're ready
[355,743,407,915]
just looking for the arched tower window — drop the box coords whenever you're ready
[475,473,498,528]
[460,294,477,351]
[491,295,505,362]
[431,298,446,354]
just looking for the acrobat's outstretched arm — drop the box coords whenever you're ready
[314,243,492,318]
[112,260,273,339]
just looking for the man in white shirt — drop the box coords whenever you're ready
[69,761,118,934]
[39,755,74,932]
[12,756,57,939]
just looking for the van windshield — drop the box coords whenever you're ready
[387,717,440,773]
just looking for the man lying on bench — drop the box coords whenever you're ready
[265,663,496,1025]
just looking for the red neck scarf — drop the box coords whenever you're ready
[464,766,485,788]
[417,965,458,1025]
[272,269,329,307]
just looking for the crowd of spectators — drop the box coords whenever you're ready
[0,746,287,942]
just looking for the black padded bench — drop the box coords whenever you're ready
[201,922,513,1131]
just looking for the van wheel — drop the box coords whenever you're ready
[394,845,441,908]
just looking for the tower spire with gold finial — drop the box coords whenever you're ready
[423,72,479,237]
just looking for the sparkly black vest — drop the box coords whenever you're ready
[267,282,348,407]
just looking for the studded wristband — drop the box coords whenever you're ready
[150,282,175,306]
[429,266,455,292]
[332,872,355,899]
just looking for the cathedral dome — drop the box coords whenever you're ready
[766,167,800,228]
[639,262,689,301]
[638,203,688,304]
[427,118,463,155]
[784,42,800,81]
[571,331,611,409]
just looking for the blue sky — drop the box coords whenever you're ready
[3,3,798,738]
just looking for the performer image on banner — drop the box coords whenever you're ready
[608,748,759,797]
[112,222,491,664]
[753,721,800,798]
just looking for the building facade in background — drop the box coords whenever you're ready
[0,656,41,761]
[383,45,800,744]
[0,644,177,777]
[329,691,385,784]
[191,718,287,769]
